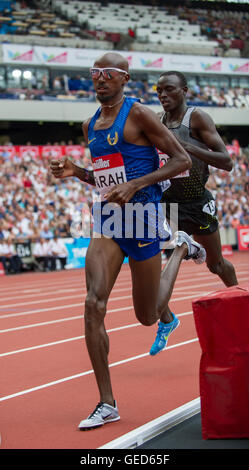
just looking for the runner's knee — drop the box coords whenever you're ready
[84,293,107,326]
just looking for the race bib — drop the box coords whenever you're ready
[158,150,190,180]
[202,200,216,216]
[159,179,171,192]
[92,152,127,200]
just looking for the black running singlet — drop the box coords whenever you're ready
[160,107,210,202]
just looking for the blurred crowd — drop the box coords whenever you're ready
[207,151,249,229]
[0,143,94,274]
[174,4,249,56]
[186,84,249,108]
[0,142,248,253]
[0,144,94,241]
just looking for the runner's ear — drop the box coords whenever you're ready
[121,73,129,86]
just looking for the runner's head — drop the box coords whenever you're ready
[90,52,130,104]
[156,71,188,112]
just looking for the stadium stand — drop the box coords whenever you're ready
[0,1,248,106]
[0,0,248,56]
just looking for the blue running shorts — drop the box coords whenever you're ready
[92,200,171,261]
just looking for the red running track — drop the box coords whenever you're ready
[0,251,249,449]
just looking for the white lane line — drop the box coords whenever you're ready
[0,283,130,303]
[0,290,211,322]
[0,310,194,357]
[0,337,199,402]
[1,273,248,316]
[0,262,247,294]
[0,272,132,293]
[1,305,193,334]
[0,315,83,333]
[1,274,248,328]
[0,293,136,320]
[0,277,185,304]
[0,302,83,320]
[0,323,141,357]
[0,292,132,310]
[0,306,134,333]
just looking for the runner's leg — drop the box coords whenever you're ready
[129,252,161,326]
[84,237,125,406]
[157,245,188,322]
[129,244,188,326]
[147,232,206,355]
[193,229,238,286]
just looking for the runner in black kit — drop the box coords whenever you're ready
[149,70,238,356]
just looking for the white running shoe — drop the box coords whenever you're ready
[175,231,206,264]
[78,401,120,430]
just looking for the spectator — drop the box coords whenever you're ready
[0,239,8,274]
[53,77,63,91]
[32,237,51,271]
[0,238,22,274]
[4,238,23,274]
[40,225,54,239]
[49,235,68,270]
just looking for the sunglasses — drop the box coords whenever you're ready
[90,67,128,80]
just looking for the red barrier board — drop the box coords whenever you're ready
[192,285,249,439]
[0,145,85,159]
[0,262,5,276]
[221,244,233,256]
[237,226,249,251]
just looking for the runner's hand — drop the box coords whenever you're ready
[104,181,137,206]
[50,158,75,178]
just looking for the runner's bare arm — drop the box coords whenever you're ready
[50,119,95,185]
[105,105,191,204]
[71,162,96,186]
[127,104,191,182]
[70,119,95,185]
[177,109,233,171]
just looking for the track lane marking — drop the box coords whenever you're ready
[0,262,247,295]
[0,290,213,322]
[1,273,248,312]
[0,310,194,356]
[0,337,199,402]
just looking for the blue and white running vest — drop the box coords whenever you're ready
[87,96,162,204]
